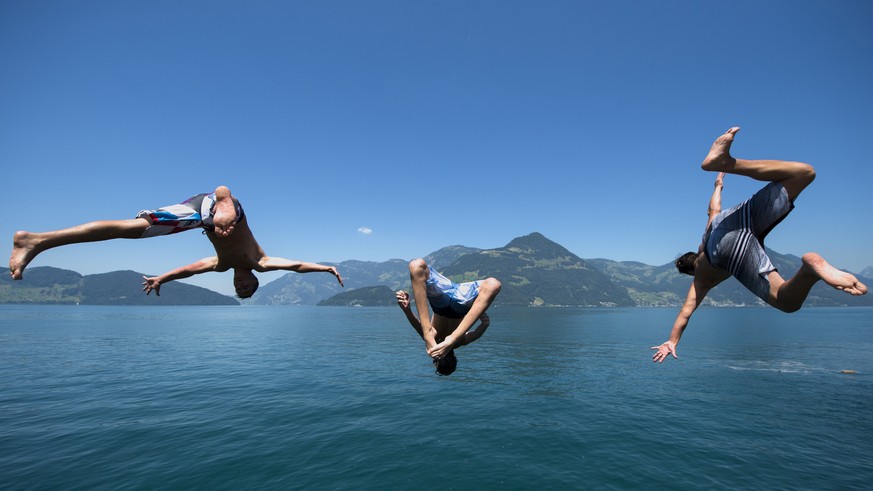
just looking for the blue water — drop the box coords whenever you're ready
[1,305,871,490]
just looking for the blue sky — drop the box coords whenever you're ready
[3,1,872,296]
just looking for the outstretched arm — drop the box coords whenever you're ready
[396,290,426,339]
[142,256,219,296]
[258,257,344,286]
[651,280,711,362]
[706,172,725,229]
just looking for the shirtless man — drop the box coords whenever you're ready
[395,259,501,375]
[652,127,867,363]
[10,186,343,298]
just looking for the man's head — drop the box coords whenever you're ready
[433,350,458,376]
[675,252,698,276]
[233,269,259,298]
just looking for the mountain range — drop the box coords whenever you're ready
[255,232,872,308]
[4,232,870,308]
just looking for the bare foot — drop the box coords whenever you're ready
[701,127,740,171]
[9,231,40,280]
[803,253,868,296]
[212,186,237,237]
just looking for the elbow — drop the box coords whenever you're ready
[678,305,696,322]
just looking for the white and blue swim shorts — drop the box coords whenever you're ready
[425,267,481,319]
[135,193,244,238]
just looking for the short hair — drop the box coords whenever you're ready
[675,252,697,276]
[434,351,458,376]
[236,276,260,299]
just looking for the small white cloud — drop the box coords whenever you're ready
[357,226,373,235]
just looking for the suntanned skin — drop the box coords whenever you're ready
[652,128,867,363]
[397,258,501,360]
[10,186,343,298]
[140,211,343,298]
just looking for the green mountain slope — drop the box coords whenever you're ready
[0,266,84,304]
[317,286,396,307]
[444,232,635,307]
[251,234,637,307]
[0,267,238,305]
[424,245,482,269]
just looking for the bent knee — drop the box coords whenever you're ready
[408,258,428,272]
[481,277,502,293]
[799,163,816,183]
[776,303,801,314]
[770,298,802,313]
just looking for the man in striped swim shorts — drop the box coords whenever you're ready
[652,127,867,363]
[10,185,343,298]
[395,259,501,375]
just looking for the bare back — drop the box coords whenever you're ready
[206,217,268,272]
[432,314,465,344]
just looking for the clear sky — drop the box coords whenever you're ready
[3,1,872,296]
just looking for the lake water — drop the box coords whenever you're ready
[1,305,871,490]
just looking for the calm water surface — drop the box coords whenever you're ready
[1,305,871,490]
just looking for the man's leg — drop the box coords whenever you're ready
[10,218,151,279]
[767,253,868,312]
[452,278,502,336]
[408,259,436,348]
[701,127,816,200]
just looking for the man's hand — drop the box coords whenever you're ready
[428,337,455,359]
[329,266,344,287]
[213,224,235,237]
[395,290,411,310]
[142,276,162,296]
[650,341,677,363]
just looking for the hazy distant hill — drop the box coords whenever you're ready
[317,286,396,307]
[589,249,873,307]
[584,259,690,306]
[444,232,635,307]
[861,266,873,279]
[0,266,84,304]
[250,258,410,305]
[0,267,238,305]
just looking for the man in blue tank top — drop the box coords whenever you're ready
[652,127,867,363]
[10,185,343,298]
[396,258,501,375]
